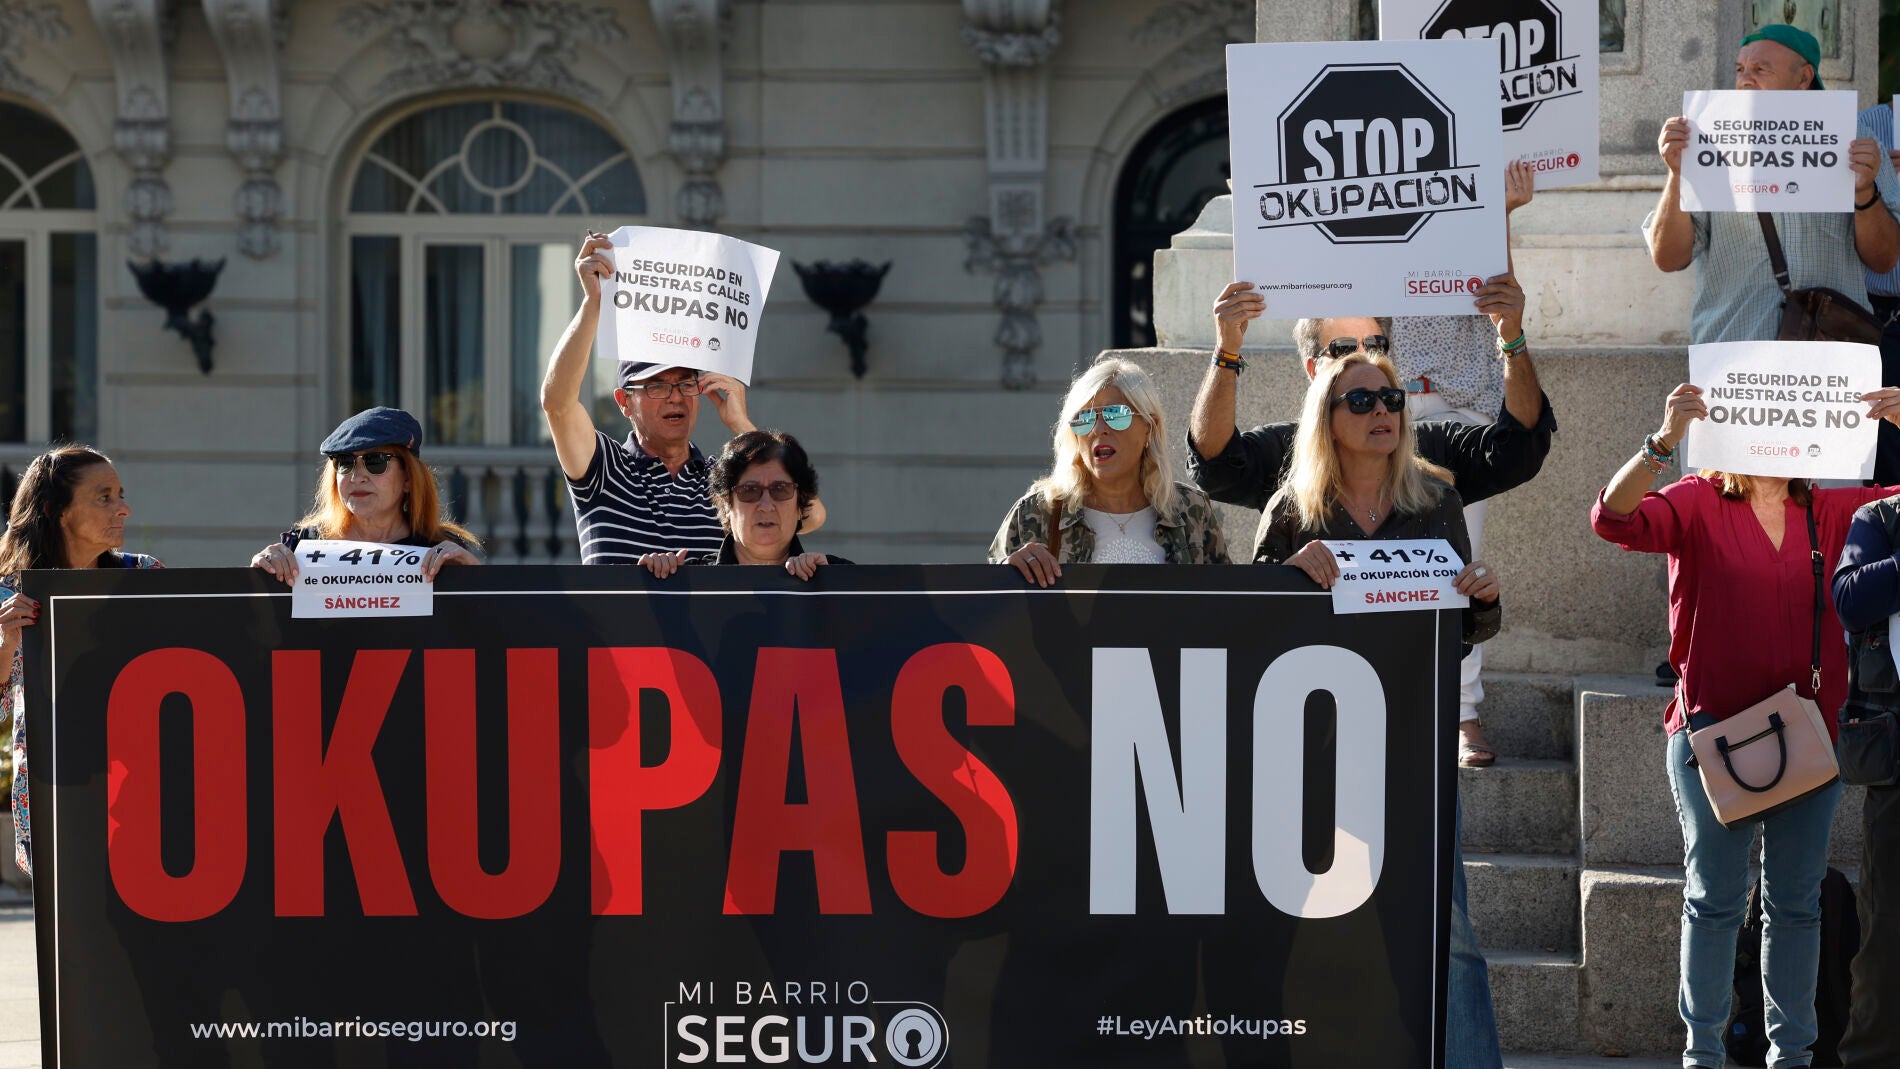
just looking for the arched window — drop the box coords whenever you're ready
[1111,97,1230,350]
[0,101,97,445]
[344,99,646,447]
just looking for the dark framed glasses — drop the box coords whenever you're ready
[1321,334,1391,361]
[1333,387,1407,415]
[1069,404,1135,435]
[329,451,398,475]
[635,377,701,399]
[731,480,797,504]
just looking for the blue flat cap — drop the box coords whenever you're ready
[321,407,423,456]
[619,360,684,387]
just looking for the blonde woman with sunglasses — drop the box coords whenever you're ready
[990,358,1229,586]
[251,407,480,583]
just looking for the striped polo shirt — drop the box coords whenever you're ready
[567,430,725,564]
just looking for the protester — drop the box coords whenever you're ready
[1254,349,1503,1069]
[1644,24,1900,343]
[639,430,847,579]
[992,357,1228,582]
[544,231,819,564]
[1593,382,1900,1069]
[249,407,480,583]
[1859,96,1900,482]
[1824,494,1900,1069]
[1388,159,1537,767]
[0,446,161,874]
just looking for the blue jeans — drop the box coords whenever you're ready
[1448,799,1503,1069]
[1665,729,1843,1069]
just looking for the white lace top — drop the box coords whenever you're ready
[1080,507,1165,564]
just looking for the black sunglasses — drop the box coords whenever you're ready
[328,451,399,475]
[1332,387,1407,415]
[731,480,797,504]
[1321,334,1391,361]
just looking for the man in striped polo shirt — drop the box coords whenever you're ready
[542,231,809,564]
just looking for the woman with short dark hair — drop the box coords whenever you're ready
[250,407,480,583]
[640,430,848,579]
[0,446,163,874]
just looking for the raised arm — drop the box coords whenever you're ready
[1188,281,1265,460]
[1645,117,1696,273]
[540,232,613,482]
[1850,136,1900,274]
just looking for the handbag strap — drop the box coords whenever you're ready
[1808,498,1823,693]
[1758,213,1794,293]
[1048,498,1064,561]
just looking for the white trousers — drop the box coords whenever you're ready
[1408,391,1487,723]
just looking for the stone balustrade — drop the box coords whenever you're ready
[429,448,578,564]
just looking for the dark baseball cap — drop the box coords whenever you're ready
[618,361,688,387]
[321,407,423,456]
[1741,24,1824,89]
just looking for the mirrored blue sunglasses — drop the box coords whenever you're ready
[1069,404,1135,435]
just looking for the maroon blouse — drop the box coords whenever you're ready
[1591,475,1897,742]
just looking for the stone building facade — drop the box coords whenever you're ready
[0,0,1264,567]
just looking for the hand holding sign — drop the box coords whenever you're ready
[1678,90,1857,212]
[289,540,437,618]
[1683,341,1883,479]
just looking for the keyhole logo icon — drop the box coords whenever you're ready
[882,1004,948,1067]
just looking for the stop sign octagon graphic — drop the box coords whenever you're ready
[1421,0,1579,131]
[1266,62,1473,244]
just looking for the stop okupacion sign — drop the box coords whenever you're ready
[25,564,1458,1068]
[1382,0,1600,189]
[1228,39,1507,318]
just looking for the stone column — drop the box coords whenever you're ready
[90,0,174,259]
[203,0,287,259]
[650,0,730,228]
[961,0,1074,389]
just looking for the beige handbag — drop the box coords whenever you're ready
[1685,503,1841,829]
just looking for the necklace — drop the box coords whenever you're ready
[1096,508,1143,536]
[1340,492,1382,526]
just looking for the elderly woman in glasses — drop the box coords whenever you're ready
[991,357,1228,584]
[639,430,849,580]
[250,407,481,583]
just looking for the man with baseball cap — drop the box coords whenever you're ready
[1645,23,1900,343]
[541,231,819,564]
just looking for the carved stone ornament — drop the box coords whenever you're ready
[961,0,1067,388]
[650,0,729,228]
[0,0,69,101]
[90,0,175,258]
[1133,0,1250,106]
[963,214,1076,390]
[203,0,286,258]
[338,0,627,105]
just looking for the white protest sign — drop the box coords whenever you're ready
[1380,0,1600,189]
[595,226,781,385]
[1322,539,1471,616]
[1684,340,1881,480]
[1227,39,1508,318]
[1679,90,1857,212]
[289,540,434,619]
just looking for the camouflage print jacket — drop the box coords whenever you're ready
[988,481,1231,565]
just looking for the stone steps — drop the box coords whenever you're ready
[1465,852,1580,954]
[1461,758,1579,854]
[1476,673,1577,761]
[1488,949,1585,1055]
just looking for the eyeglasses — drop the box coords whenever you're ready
[1069,404,1136,435]
[1332,387,1407,415]
[633,378,701,399]
[731,480,797,503]
[329,451,398,475]
[1320,335,1391,361]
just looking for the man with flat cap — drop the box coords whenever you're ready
[542,231,818,564]
[1645,23,1900,342]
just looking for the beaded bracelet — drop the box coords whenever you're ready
[1213,350,1247,374]
[1495,332,1528,355]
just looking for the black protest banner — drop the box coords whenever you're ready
[25,565,1457,1068]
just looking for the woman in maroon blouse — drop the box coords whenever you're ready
[1592,382,1900,1069]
